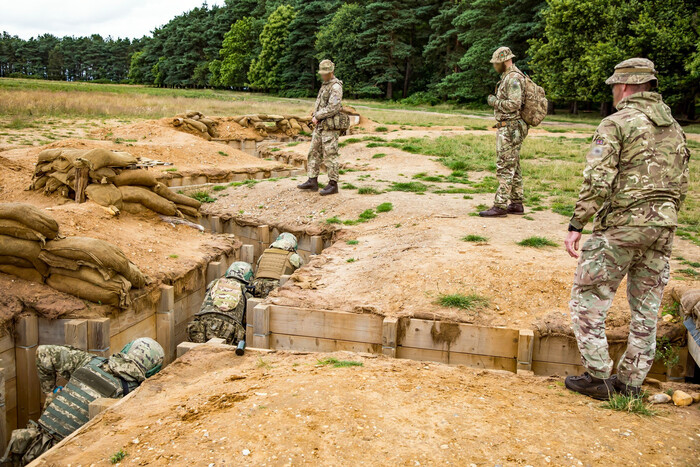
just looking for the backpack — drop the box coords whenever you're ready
[510,70,547,127]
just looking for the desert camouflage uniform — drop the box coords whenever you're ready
[490,65,528,209]
[3,340,163,465]
[570,82,690,387]
[308,77,343,181]
[188,277,248,345]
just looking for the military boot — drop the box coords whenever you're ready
[564,372,615,400]
[320,180,338,196]
[507,203,524,215]
[297,177,318,191]
[610,375,641,397]
[478,206,507,218]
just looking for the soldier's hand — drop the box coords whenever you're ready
[312,117,318,125]
[565,231,582,259]
[487,95,497,107]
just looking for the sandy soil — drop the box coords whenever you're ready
[206,138,700,332]
[36,346,700,467]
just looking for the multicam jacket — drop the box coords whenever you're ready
[570,92,690,231]
[313,78,343,121]
[493,65,525,122]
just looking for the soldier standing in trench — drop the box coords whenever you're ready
[480,46,529,218]
[563,58,690,400]
[297,59,344,196]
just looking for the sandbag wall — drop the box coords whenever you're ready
[234,114,312,138]
[172,110,218,140]
[29,148,202,219]
[0,203,146,308]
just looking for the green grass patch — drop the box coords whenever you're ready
[358,209,377,221]
[375,126,388,132]
[346,258,356,263]
[358,187,380,195]
[168,254,179,259]
[190,191,216,203]
[326,216,342,224]
[389,182,428,193]
[346,240,359,245]
[678,268,700,277]
[212,185,226,191]
[287,141,300,146]
[376,202,393,213]
[218,151,228,157]
[517,236,558,248]
[437,293,489,310]
[110,450,128,464]
[601,394,657,417]
[372,153,387,159]
[462,234,488,243]
[682,260,700,268]
[317,357,363,368]
[164,167,178,172]
[341,182,357,190]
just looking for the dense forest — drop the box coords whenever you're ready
[1,0,698,117]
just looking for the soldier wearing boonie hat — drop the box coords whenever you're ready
[564,58,690,400]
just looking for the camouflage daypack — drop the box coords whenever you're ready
[509,70,547,127]
[187,277,247,345]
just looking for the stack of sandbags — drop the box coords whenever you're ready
[0,203,58,283]
[40,236,147,308]
[151,183,202,219]
[675,287,700,330]
[234,114,269,137]
[233,114,313,136]
[172,110,218,139]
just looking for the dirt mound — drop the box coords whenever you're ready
[34,347,700,466]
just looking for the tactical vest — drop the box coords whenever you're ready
[187,278,247,345]
[38,356,135,440]
[255,248,296,280]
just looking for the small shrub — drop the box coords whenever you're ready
[358,187,380,195]
[438,293,489,310]
[517,236,558,248]
[462,234,488,243]
[110,450,128,464]
[376,202,393,213]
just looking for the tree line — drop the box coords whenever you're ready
[1,0,698,117]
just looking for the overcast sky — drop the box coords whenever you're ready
[1,0,226,40]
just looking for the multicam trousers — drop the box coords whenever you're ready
[494,119,528,209]
[307,128,340,181]
[570,226,674,387]
[250,278,279,299]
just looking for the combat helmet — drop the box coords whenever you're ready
[318,59,335,75]
[605,58,657,87]
[490,46,515,64]
[225,261,254,283]
[270,232,298,252]
[120,337,164,378]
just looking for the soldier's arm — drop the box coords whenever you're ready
[314,83,343,120]
[290,253,304,269]
[569,120,622,230]
[494,75,523,114]
[679,133,690,208]
[36,345,93,394]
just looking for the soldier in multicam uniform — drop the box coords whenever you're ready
[2,338,164,465]
[297,59,344,196]
[480,46,529,218]
[187,261,253,345]
[250,233,303,299]
[564,58,690,400]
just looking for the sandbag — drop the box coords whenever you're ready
[177,204,201,219]
[37,148,64,164]
[112,169,157,187]
[152,183,201,209]
[44,178,62,194]
[50,171,75,189]
[184,118,208,133]
[0,255,34,268]
[0,203,59,239]
[50,149,88,172]
[31,175,49,190]
[34,161,53,175]
[43,236,130,278]
[123,262,146,288]
[75,148,137,170]
[0,265,43,283]
[0,219,46,242]
[120,202,150,215]
[47,274,130,308]
[172,117,184,127]
[198,117,215,127]
[48,266,128,289]
[89,167,117,182]
[185,110,202,118]
[86,184,123,209]
[119,186,178,216]
[289,119,301,131]
[0,235,47,274]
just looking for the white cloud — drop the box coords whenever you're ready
[0,0,226,40]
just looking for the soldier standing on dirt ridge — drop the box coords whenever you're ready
[2,338,164,465]
[563,58,690,400]
[480,46,529,218]
[297,59,345,196]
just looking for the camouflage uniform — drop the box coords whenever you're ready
[488,47,528,210]
[308,64,343,182]
[3,339,163,465]
[251,233,303,299]
[569,59,690,388]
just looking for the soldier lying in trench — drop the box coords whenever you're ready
[187,261,253,346]
[249,233,304,299]
[1,338,164,466]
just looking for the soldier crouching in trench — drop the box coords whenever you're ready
[563,58,690,400]
[250,233,303,299]
[1,338,164,465]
